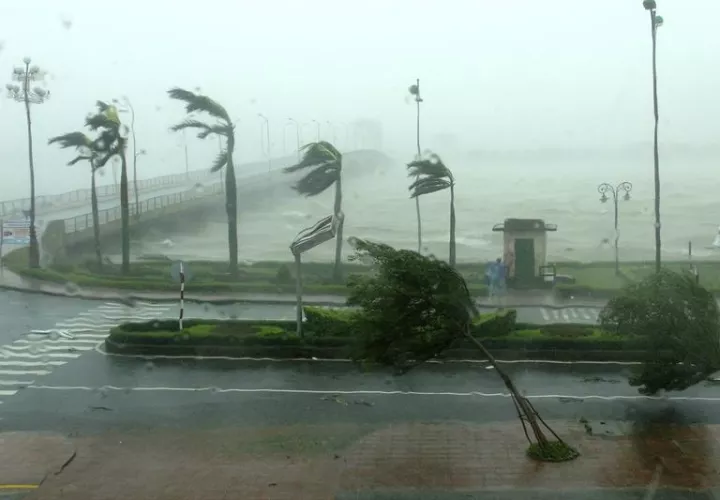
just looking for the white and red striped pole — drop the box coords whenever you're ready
[179,262,185,330]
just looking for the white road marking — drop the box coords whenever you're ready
[24,384,720,402]
[570,309,578,319]
[540,309,550,321]
[0,302,172,406]
[581,309,593,320]
[552,309,561,321]
[561,309,570,322]
[94,343,643,365]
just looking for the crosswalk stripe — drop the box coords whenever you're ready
[0,304,171,402]
[541,309,550,321]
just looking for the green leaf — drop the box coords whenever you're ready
[170,119,211,134]
[292,164,339,197]
[167,87,230,123]
[210,150,228,172]
[409,177,451,197]
[67,155,90,166]
[48,131,91,149]
[284,141,341,173]
[407,156,452,181]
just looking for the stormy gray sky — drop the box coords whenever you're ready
[0,0,717,198]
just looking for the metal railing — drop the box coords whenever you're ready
[0,168,219,218]
[63,183,224,233]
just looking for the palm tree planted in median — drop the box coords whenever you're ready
[48,131,104,270]
[85,101,131,274]
[407,153,456,267]
[284,141,345,282]
[168,87,239,275]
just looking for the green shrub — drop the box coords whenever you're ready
[471,309,517,338]
[257,326,286,337]
[303,306,360,337]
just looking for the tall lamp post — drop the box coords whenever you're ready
[311,119,321,142]
[6,57,50,268]
[113,96,140,217]
[598,181,632,276]
[257,113,271,172]
[643,0,664,273]
[288,118,301,159]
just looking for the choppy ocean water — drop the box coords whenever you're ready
[134,148,720,264]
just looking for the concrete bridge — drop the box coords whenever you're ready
[22,150,391,263]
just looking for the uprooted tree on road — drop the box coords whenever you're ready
[599,268,720,395]
[345,237,578,462]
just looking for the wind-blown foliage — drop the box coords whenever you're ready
[599,268,720,395]
[84,101,131,273]
[168,87,239,274]
[284,141,345,281]
[407,153,457,266]
[346,239,577,461]
[48,130,104,268]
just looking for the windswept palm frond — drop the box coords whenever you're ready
[293,164,339,197]
[284,141,341,174]
[167,87,230,123]
[409,176,452,198]
[67,155,91,166]
[48,131,91,149]
[407,157,453,181]
[211,149,229,173]
[198,124,232,140]
[86,112,118,132]
[170,119,211,134]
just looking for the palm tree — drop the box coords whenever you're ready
[407,154,456,267]
[48,131,103,269]
[408,80,424,253]
[85,101,131,273]
[284,141,344,281]
[168,88,238,275]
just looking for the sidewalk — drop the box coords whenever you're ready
[7,420,720,499]
[0,268,608,309]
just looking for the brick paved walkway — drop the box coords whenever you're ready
[9,420,720,499]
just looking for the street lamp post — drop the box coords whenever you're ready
[6,57,50,268]
[257,113,271,172]
[288,118,301,160]
[311,119,321,142]
[113,96,140,218]
[643,0,664,273]
[326,121,337,145]
[409,78,424,253]
[598,181,632,276]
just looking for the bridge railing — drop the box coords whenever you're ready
[0,169,218,218]
[63,183,224,233]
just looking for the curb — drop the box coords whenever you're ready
[0,283,607,309]
[104,338,650,363]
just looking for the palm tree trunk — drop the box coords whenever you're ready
[24,96,40,269]
[226,136,239,276]
[132,132,140,222]
[332,173,344,282]
[650,10,661,273]
[90,167,102,270]
[449,184,456,267]
[119,141,130,274]
[295,252,303,338]
[462,327,552,448]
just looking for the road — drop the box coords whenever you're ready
[181,303,603,325]
[1,293,719,498]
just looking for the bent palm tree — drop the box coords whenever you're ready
[48,131,103,269]
[168,88,238,275]
[85,101,130,273]
[407,154,456,267]
[284,141,344,281]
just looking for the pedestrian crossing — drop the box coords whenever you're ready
[539,307,600,324]
[0,301,172,405]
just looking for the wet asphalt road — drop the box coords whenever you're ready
[2,346,720,435]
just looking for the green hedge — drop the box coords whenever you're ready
[108,308,649,353]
